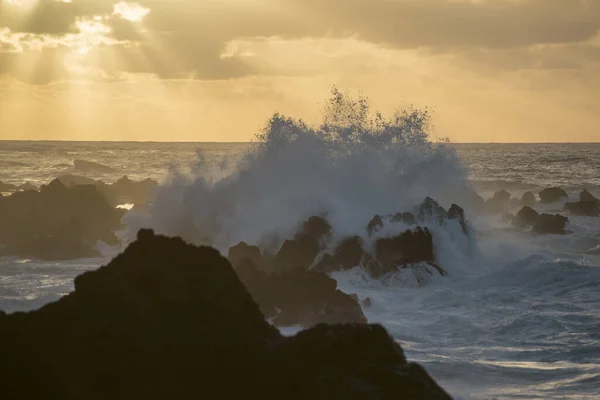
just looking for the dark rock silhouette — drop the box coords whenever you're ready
[367,214,384,235]
[580,189,600,205]
[448,204,468,234]
[314,236,366,274]
[532,214,569,235]
[539,187,568,204]
[418,197,448,223]
[565,201,600,217]
[467,188,486,212]
[0,180,17,192]
[392,212,416,225]
[229,246,366,327]
[57,174,157,206]
[105,176,158,206]
[373,227,436,278]
[0,179,124,260]
[0,231,450,399]
[521,191,537,207]
[74,159,117,173]
[485,190,511,214]
[17,182,38,192]
[512,206,540,229]
[275,216,331,271]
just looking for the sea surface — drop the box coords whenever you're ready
[1,141,600,399]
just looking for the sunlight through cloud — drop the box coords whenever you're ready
[113,2,151,22]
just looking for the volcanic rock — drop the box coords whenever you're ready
[313,236,366,274]
[0,231,454,398]
[580,189,600,205]
[539,187,568,204]
[17,182,38,192]
[374,227,434,277]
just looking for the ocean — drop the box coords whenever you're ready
[1,140,600,399]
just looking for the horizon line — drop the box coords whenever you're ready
[1,140,599,145]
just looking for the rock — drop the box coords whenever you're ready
[0,179,124,260]
[509,198,521,209]
[228,242,265,270]
[512,206,540,229]
[0,181,17,192]
[418,197,448,223]
[367,215,384,235]
[564,201,600,217]
[314,236,365,273]
[448,204,468,234]
[539,187,568,204]
[106,176,158,206]
[580,189,600,205]
[467,188,486,212]
[391,212,416,225]
[485,190,511,214]
[0,230,451,398]
[274,216,332,271]
[74,159,117,173]
[374,227,434,278]
[521,191,537,207]
[533,214,569,235]
[230,246,366,327]
[17,182,38,192]
[58,174,105,188]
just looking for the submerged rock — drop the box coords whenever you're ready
[539,187,568,204]
[0,179,124,260]
[1,231,451,398]
[564,201,600,217]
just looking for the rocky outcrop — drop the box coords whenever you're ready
[539,187,568,204]
[57,174,157,206]
[0,179,124,260]
[274,216,331,271]
[565,201,600,217]
[512,206,540,229]
[17,182,38,192]
[0,231,450,399]
[532,214,569,235]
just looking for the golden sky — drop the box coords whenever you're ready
[0,0,599,142]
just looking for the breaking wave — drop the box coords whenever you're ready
[126,88,471,253]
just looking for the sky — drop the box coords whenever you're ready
[0,0,599,142]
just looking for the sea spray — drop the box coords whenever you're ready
[126,88,473,257]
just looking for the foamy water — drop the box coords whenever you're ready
[1,95,599,399]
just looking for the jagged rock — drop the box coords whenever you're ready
[74,159,117,173]
[374,227,434,277]
[58,174,106,188]
[521,191,537,207]
[0,179,124,260]
[391,212,416,225]
[418,197,448,223]
[539,187,568,204]
[512,206,540,229]
[275,216,332,271]
[467,188,486,212]
[564,201,600,217]
[533,214,569,235]
[448,204,468,234]
[17,182,38,192]
[485,190,511,214]
[50,229,443,400]
[313,236,365,274]
[580,189,600,205]
[367,215,384,235]
[0,181,18,192]
[228,242,265,270]
[230,247,366,327]
[106,176,158,206]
